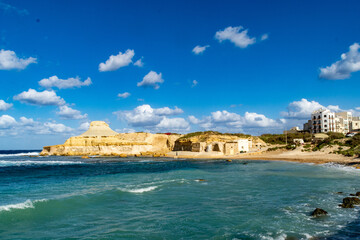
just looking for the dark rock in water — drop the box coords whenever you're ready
[350,194,356,196]
[336,192,343,194]
[311,208,328,217]
[340,203,354,208]
[343,197,360,205]
[356,192,360,196]
[243,162,248,165]
[340,197,360,208]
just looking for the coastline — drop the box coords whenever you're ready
[166,149,360,166]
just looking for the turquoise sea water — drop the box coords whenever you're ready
[1,152,360,239]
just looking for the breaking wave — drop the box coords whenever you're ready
[322,163,360,174]
[0,152,40,158]
[118,186,158,193]
[0,199,47,212]
[0,160,84,167]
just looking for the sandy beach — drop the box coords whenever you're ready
[167,147,360,166]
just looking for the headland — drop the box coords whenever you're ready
[41,121,360,167]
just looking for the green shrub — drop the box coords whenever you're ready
[260,132,311,145]
[327,132,344,140]
[179,131,251,140]
[345,134,360,148]
[267,146,286,151]
[286,145,296,150]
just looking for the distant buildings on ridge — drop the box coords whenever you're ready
[302,108,360,134]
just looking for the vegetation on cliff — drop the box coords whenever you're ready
[179,131,251,141]
[263,131,359,158]
[260,132,313,144]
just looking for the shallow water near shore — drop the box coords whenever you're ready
[1,153,360,239]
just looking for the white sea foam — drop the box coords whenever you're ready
[260,233,287,240]
[0,199,47,212]
[119,186,158,193]
[303,233,313,239]
[0,152,40,158]
[0,160,84,167]
[322,163,360,174]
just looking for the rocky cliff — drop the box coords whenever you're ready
[40,121,181,156]
[173,131,266,151]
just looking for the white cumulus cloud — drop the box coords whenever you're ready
[156,117,190,132]
[0,100,13,111]
[243,112,278,128]
[57,105,87,120]
[137,71,164,89]
[39,76,92,89]
[192,45,210,55]
[118,92,131,98]
[190,109,280,133]
[0,49,37,70]
[153,106,183,116]
[114,104,188,132]
[319,43,360,80]
[191,80,198,87]
[78,121,90,131]
[133,58,144,67]
[0,115,17,129]
[99,49,135,72]
[281,98,324,119]
[215,26,256,48]
[44,122,73,133]
[0,115,74,136]
[14,89,65,106]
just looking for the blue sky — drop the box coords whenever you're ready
[0,0,360,149]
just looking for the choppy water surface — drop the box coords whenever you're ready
[1,153,360,239]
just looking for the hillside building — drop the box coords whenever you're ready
[304,108,356,134]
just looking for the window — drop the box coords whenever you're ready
[324,125,327,127]
[324,120,327,122]
[324,115,327,117]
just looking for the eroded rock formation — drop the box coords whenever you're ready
[40,121,181,156]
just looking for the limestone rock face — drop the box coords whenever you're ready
[40,121,181,156]
[173,132,266,151]
[80,121,118,137]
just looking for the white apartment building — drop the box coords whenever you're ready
[311,108,336,133]
[308,108,354,134]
